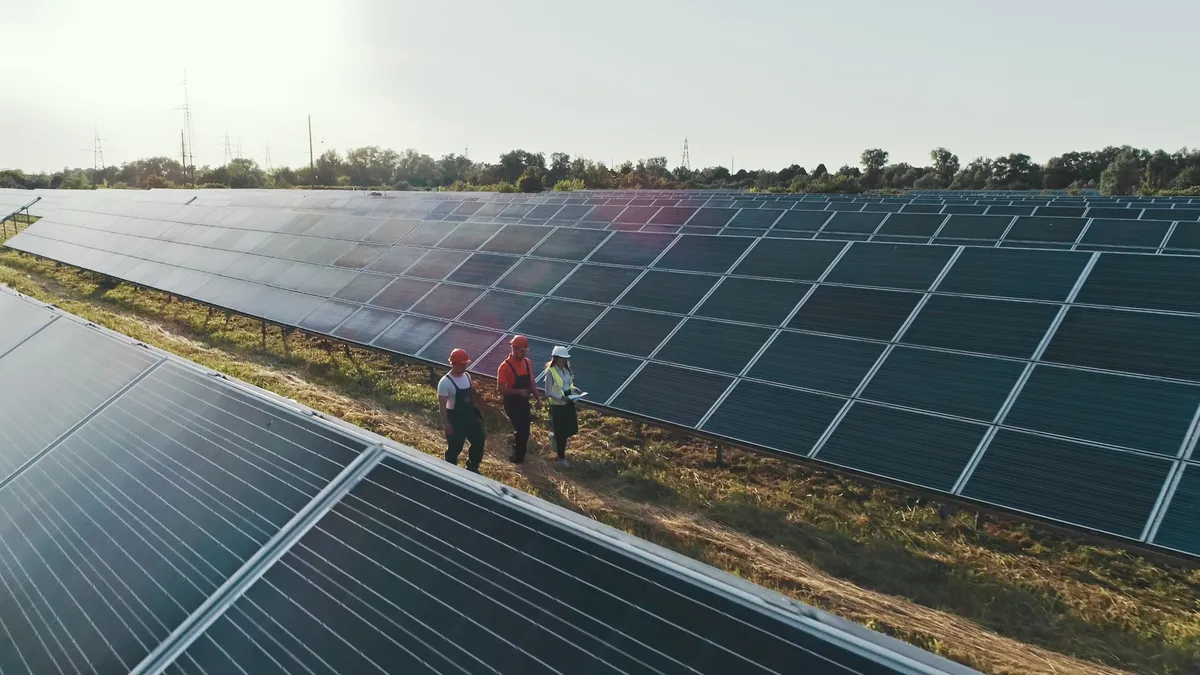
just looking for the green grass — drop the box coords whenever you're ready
[1,247,1197,675]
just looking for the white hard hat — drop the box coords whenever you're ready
[552,345,571,359]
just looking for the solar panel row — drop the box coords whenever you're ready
[25,193,1200,258]
[13,186,1200,211]
[6,193,1199,557]
[0,286,971,675]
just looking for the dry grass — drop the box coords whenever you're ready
[1,247,1197,675]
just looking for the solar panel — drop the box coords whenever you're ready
[6,188,1200,555]
[0,285,977,675]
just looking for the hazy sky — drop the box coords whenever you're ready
[3,0,1198,173]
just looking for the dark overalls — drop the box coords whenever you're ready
[445,374,486,473]
[502,358,533,463]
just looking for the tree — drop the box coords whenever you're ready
[516,166,543,193]
[1173,165,1200,189]
[778,164,805,184]
[498,150,546,183]
[436,154,473,186]
[395,149,439,187]
[546,152,571,186]
[930,148,959,188]
[313,149,344,186]
[951,157,993,190]
[60,170,92,190]
[1100,150,1143,195]
[225,158,266,189]
[344,146,399,187]
[859,148,889,189]
[811,163,828,179]
[991,153,1040,190]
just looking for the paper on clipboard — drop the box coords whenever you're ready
[568,392,588,401]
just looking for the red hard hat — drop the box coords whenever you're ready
[510,335,529,349]
[448,348,470,364]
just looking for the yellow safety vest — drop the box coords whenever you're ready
[547,367,574,403]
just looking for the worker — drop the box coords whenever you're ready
[542,345,580,466]
[497,335,541,464]
[438,348,486,473]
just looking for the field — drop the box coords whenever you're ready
[0,233,1197,675]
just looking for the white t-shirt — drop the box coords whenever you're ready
[437,373,472,409]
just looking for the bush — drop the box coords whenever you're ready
[496,181,518,193]
[145,176,175,189]
[392,181,414,191]
[552,178,585,192]
[517,168,543,193]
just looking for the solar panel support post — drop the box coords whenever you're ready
[261,320,267,349]
[204,306,213,327]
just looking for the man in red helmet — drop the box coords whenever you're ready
[437,348,486,473]
[497,335,541,464]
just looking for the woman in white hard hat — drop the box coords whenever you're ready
[543,345,580,466]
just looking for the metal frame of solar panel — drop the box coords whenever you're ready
[6,189,1200,558]
[0,285,976,675]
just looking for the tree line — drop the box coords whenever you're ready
[3,145,1199,196]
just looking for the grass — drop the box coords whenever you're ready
[0,247,1197,675]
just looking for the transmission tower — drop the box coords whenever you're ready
[79,128,109,185]
[177,71,197,186]
[264,145,273,173]
[681,134,690,171]
[93,126,107,181]
[236,137,243,160]
[224,131,233,165]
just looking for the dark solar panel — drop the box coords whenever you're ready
[817,403,987,491]
[653,235,754,273]
[1152,466,1200,555]
[1075,253,1200,314]
[165,455,913,675]
[901,296,1058,359]
[788,286,921,341]
[551,264,643,303]
[863,347,1023,421]
[1005,365,1200,455]
[612,363,732,426]
[823,242,954,291]
[962,430,1170,538]
[750,332,883,395]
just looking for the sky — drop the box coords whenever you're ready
[2,0,1198,174]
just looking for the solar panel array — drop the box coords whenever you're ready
[0,284,973,675]
[5,188,1200,558]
